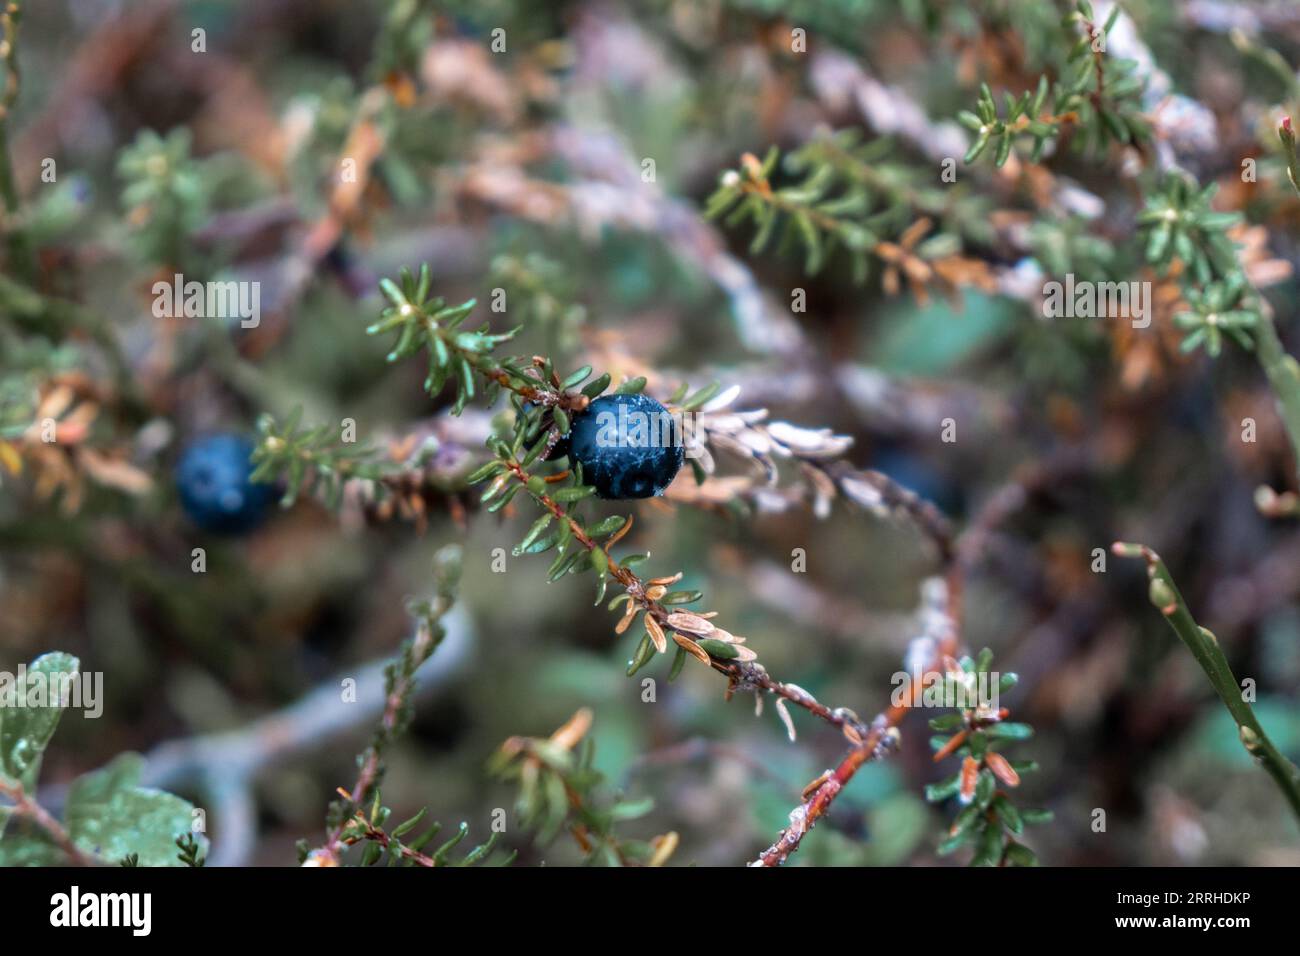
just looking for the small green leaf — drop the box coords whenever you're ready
[582,373,612,398]
[64,754,201,867]
[695,639,739,660]
[971,821,1004,866]
[681,382,721,412]
[466,461,503,484]
[1004,842,1039,866]
[587,515,626,537]
[661,589,703,605]
[985,722,1034,740]
[668,645,688,681]
[992,796,1023,834]
[514,514,554,555]
[617,377,648,395]
[562,366,593,389]
[627,634,656,676]
[392,807,429,838]
[610,796,654,821]
[929,713,965,732]
[925,774,961,803]
[0,652,80,790]
[949,803,982,837]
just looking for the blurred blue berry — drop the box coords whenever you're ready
[175,434,275,533]
[871,443,964,517]
[570,393,684,499]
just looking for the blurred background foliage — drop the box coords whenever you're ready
[2,0,1300,865]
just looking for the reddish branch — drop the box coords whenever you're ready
[752,447,1089,865]
[499,459,873,742]
[752,634,957,866]
[330,794,440,868]
[497,452,964,867]
[0,779,93,866]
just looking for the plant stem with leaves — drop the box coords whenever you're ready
[961,3,1149,167]
[923,649,1051,866]
[1113,542,1300,823]
[1253,310,1300,480]
[490,708,678,866]
[305,544,505,866]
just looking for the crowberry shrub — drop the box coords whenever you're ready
[4,0,1300,882]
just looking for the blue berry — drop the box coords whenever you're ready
[175,434,276,533]
[569,393,684,499]
[871,443,964,517]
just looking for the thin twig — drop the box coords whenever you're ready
[107,607,474,866]
[751,581,957,866]
[1113,542,1300,823]
[315,613,441,863]
[334,801,441,868]
[751,447,1090,865]
[499,457,872,741]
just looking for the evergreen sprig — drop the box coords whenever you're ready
[318,788,510,868]
[789,128,997,248]
[961,2,1149,167]
[306,545,503,866]
[705,130,999,297]
[251,406,389,508]
[370,264,535,413]
[489,251,589,356]
[1134,170,1300,477]
[489,708,677,866]
[175,832,206,867]
[923,649,1051,866]
[367,270,890,743]
[469,451,760,678]
[1173,274,1258,358]
[115,128,212,269]
[706,143,933,285]
[1138,173,1244,285]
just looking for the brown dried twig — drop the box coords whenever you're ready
[750,447,1088,865]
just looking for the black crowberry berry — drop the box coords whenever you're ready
[569,393,684,499]
[176,434,276,533]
